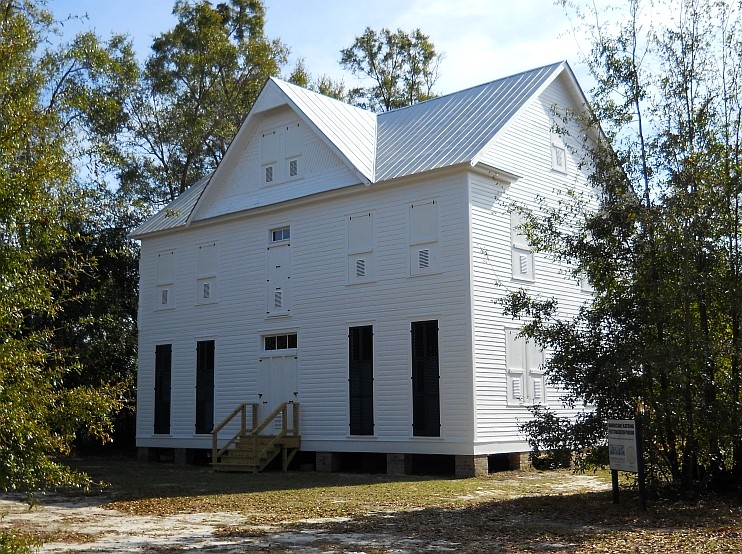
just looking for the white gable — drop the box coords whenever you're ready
[192,105,363,221]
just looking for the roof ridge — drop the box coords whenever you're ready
[378,60,566,119]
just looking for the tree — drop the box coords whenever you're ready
[505,0,742,490]
[120,0,289,209]
[0,0,127,493]
[340,27,443,112]
[287,57,346,100]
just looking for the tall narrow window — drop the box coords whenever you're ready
[409,200,438,275]
[411,320,440,437]
[347,212,373,283]
[349,326,374,435]
[156,250,175,309]
[511,212,534,281]
[195,340,215,434]
[154,344,172,434]
[197,242,217,304]
[267,227,291,315]
[551,133,567,173]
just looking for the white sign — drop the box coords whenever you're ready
[607,419,639,473]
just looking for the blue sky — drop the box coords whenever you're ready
[50,0,594,95]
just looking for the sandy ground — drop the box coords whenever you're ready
[0,474,611,553]
[0,491,461,553]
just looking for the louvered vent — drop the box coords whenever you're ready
[418,248,430,269]
[512,378,522,399]
[265,166,273,183]
[202,282,210,299]
[161,289,169,305]
[289,159,298,177]
[356,258,366,277]
[519,254,528,274]
[533,379,543,401]
[274,288,283,308]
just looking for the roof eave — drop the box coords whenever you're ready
[471,161,521,185]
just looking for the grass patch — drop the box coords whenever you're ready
[41,457,742,553]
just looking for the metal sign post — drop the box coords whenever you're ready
[607,418,646,510]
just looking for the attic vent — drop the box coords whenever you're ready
[274,288,283,308]
[289,159,298,177]
[519,254,529,274]
[265,166,274,183]
[355,258,366,277]
[511,378,522,400]
[533,379,543,402]
[418,248,430,269]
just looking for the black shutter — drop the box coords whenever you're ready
[154,344,172,434]
[195,340,215,434]
[349,326,374,435]
[411,321,440,437]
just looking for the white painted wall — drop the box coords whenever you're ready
[136,71,596,457]
[137,170,475,454]
[469,74,595,453]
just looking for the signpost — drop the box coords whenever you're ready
[607,418,646,510]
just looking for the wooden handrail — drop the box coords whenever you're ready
[212,402,300,468]
[212,403,258,462]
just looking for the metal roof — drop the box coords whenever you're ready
[132,62,569,238]
[375,62,564,181]
[273,78,377,183]
[129,174,210,238]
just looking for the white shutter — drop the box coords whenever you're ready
[261,130,278,164]
[156,251,175,285]
[348,213,373,254]
[409,201,437,244]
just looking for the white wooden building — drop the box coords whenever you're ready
[132,61,595,476]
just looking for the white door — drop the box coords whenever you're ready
[257,354,298,428]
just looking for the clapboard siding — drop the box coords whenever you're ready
[136,64,597,457]
[137,171,474,453]
[469,74,593,447]
[195,106,362,221]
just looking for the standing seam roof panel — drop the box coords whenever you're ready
[273,79,377,182]
[375,63,562,181]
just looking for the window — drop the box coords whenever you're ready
[266,231,291,316]
[579,272,594,293]
[505,328,545,406]
[260,123,302,185]
[409,200,438,276]
[347,212,373,283]
[551,133,567,173]
[264,333,297,351]
[156,250,175,309]
[511,212,534,281]
[197,242,217,304]
[349,326,374,435]
[271,226,290,242]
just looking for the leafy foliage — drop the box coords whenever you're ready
[120,0,288,208]
[0,0,127,492]
[340,27,442,112]
[507,0,742,490]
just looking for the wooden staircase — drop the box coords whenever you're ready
[211,402,300,472]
